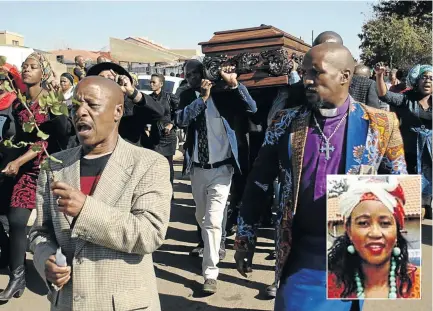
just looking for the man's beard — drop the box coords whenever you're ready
[305,92,334,111]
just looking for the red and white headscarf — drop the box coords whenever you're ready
[339,177,406,228]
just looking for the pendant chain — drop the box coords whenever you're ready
[313,112,348,143]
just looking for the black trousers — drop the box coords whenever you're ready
[6,208,32,270]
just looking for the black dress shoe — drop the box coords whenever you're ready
[189,242,204,257]
[0,265,26,300]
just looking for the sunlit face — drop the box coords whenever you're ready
[72,82,122,146]
[418,71,432,96]
[302,50,344,109]
[60,76,72,92]
[347,200,397,266]
[150,76,163,91]
[21,58,43,85]
[98,70,116,81]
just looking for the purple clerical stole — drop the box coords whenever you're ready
[293,97,350,239]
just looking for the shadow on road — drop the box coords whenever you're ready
[165,226,200,245]
[173,182,193,195]
[160,292,267,311]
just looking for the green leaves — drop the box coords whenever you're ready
[0,56,6,66]
[49,155,62,164]
[31,144,43,152]
[39,156,63,172]
[17,90,27,105]
[72,99,82,107]
[40,91,69,116]
[40,159,50,171]
[2,81,12,93]
[37,130,50,140]
[2,139,31,148]
[23,122,35,133]
[359,13,432,68]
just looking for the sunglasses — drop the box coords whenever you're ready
[420,75,433,82]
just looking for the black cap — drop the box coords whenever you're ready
[86,62,133,84]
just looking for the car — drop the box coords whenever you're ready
[137,74,183,95]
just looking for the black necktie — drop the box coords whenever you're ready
[197,112,209,164]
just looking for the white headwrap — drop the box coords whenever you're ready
[339,177,400,219]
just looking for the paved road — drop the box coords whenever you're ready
[0,160,431,310]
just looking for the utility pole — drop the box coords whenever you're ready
[311,30,314,46]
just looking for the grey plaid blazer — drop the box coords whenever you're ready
[29,137,172,311]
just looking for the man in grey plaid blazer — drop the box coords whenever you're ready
[29,76,172,311]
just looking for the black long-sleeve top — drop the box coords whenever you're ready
[119,92,164,146]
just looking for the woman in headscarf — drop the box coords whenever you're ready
[0,63,25,269]
[59,72,75,108]
[375,63,432,219]
[0,52,70,300]
[328,177,420,299]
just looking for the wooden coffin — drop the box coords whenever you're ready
[198,25,311,89]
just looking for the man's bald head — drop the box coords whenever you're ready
[313,31,343,47]
[302,43,355,109]
[73,76,124,149]
[76,76,124,109]
[354,64,371,78]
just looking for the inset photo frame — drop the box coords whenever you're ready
[326,175,422,300]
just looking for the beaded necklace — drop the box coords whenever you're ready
[354,256,398,299]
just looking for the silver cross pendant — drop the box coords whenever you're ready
[320,140,335,160]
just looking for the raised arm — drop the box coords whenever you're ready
[175,80,211,127]
[375,63,406,108]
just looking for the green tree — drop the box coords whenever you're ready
[359,14,432,69]
[373,0,432,28]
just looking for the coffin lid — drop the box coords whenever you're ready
[198,24,311,53]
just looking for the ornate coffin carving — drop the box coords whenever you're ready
[199,25,311,89]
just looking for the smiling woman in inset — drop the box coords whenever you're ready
[328,177,420,299]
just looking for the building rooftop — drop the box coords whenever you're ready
[49,49,116,63]
[0,31,24,38]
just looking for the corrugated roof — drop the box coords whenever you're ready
[327,176,421,223]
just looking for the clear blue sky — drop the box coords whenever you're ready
[2,0,376,59]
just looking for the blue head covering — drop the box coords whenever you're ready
[406,64,433,88]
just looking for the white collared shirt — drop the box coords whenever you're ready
[193,91,231,164]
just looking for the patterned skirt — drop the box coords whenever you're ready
[10,162,41,209]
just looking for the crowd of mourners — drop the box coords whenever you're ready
[0,30,430,311]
